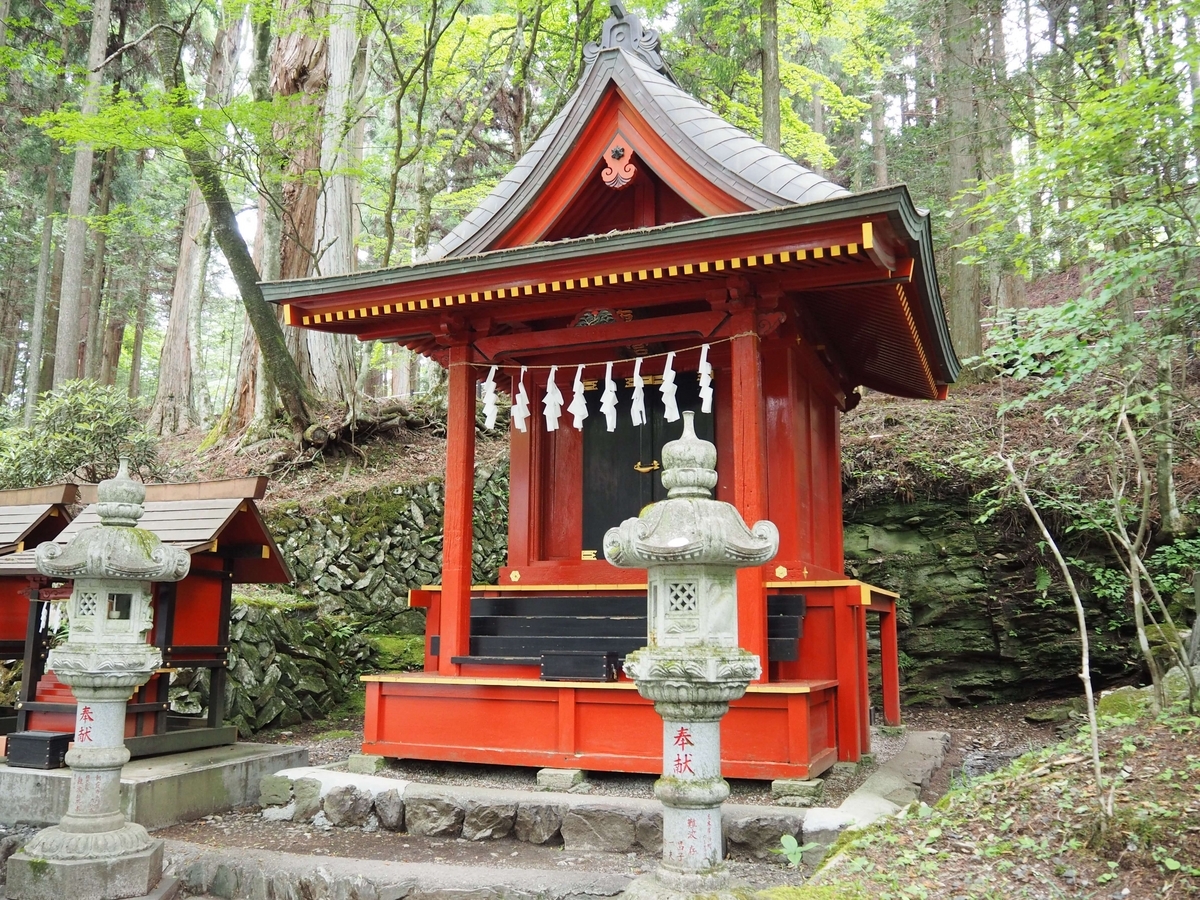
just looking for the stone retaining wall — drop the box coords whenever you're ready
[266,464,508,626]
[170,601,376,737]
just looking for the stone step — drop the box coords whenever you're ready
[166,841,632,900]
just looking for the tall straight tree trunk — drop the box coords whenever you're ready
[149,18,242,434]
[811,87,825,175]
[40,244,65,393]
[52,0,112,386]
[871,88,888,185]
[24,162,57,426]
[943,0,983,364]
[188,225,214,424]
[128,269,149,399]
[83,146,116,378]
[149,192,206,434]
[306,0,362,408]
[761,0,780,151]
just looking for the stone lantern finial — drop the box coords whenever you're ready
[605,411,778,899]
[96,457,146,527]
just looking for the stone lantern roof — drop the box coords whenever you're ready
[35,459,190,583]
[603,413,778,568]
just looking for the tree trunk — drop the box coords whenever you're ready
[83,146,116,379]
[128,270,149,399]
[52,0,112,386]
[148,0,309,438]
[305,0,362,407]
[224,13,279,436]
[24,161,57,426]
[942,0,984,364]
[40,244,65,394]
[149,19,242,434]
[761,0,780,152]
[810,87,825,175]
[189,224,214,424]
[871,88,888,185]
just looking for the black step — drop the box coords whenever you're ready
[471,595,647,616]
[472,615,647,637]
[450,655,541,666]
[470,635,646,658]
[768,594,806,617]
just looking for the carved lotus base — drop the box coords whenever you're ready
[22,822,154,861]
[625,646,759,721]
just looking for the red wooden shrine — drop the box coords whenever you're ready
[262,10,959,779]
[0,477,290,757]
[0,484,78,737]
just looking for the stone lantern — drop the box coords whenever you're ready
[604,412,778,899]
[7,459,190,900]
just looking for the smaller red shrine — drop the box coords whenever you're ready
[0,477,290,756]
[262,5,959,779]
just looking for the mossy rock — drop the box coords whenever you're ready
[371,634,426,671]
[1097,685,1152,718]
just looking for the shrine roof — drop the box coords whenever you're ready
[0,478,290,583]
[0,484,77,554]
[427,47,850,260]
[263,186,961,394]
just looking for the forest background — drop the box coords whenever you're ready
[0,0,1195,542]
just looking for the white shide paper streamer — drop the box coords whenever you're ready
[511,367,530,432]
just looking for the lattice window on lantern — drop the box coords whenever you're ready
[76,592,98,617]
[75,591,98,632]
[667,582,698,615]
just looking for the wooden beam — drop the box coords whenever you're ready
[76,476,269,505]
[0,484,78,507]
[473,311,729,361]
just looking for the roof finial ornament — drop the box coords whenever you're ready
[583,1,672,80]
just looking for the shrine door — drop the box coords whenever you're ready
[581,375,714,556]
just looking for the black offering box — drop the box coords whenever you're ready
[540,650,619,682]
[5,730,72,769]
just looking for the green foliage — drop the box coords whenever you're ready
[0,382,162,489]
[772,832,822,868]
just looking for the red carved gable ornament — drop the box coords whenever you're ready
[602,140,636,189]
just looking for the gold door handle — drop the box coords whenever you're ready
[633,460,660,473]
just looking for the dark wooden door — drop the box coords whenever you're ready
[581,374,714,554]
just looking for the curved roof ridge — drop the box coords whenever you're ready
[427,47,850,261]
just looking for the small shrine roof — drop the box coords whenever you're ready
[427,47,850,260]
[0,484,77,554]
[0,478,290,584]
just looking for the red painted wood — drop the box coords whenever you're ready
[858,594,871,752]
[833,585,863,761]
[439,344,476,675]
[729,321,768,675]
[542,421,583,561]
[359,677,837,779]
[880,605,902,726]
[0,579,28,644]
[507,372,533,570]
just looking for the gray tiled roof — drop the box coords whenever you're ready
[427,47,850,261]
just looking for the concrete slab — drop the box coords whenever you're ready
[0,744,307,830]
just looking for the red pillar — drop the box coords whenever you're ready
[730,322,768,679]
[834,585,862,761]
[439,345,476,675]
[880,603,902,726]
[858,592,871,753]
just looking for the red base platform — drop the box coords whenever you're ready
[362,673,839,780]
